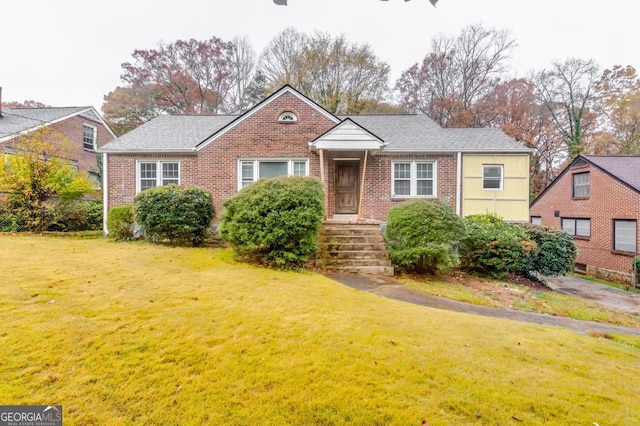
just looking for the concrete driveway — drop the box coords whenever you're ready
[544,275,640,315]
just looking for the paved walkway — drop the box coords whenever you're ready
[323,273,640,335]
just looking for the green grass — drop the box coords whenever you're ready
[2,235,640,425]
[400,274,640,328]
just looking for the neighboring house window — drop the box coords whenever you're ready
[613,220,637,253]
[83,124,97,151]
[239,159,308,188]
[531,216,542,225]
[392,161,436,197]
[482,165,503,190]
[137,161,180,192]
[572,172,590,198]
[562,218,591,238]
[278,111,297,122]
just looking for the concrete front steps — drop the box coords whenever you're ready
[315,222,394,276]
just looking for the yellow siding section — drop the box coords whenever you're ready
[462,154,530,222]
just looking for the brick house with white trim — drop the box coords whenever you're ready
[530,155,640,282]
[100,85,531,230]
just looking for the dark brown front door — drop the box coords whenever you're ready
[335,161,359,214]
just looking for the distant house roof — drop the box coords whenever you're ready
[0,106,115,143]
[530,154,640,207]
[100,85,531,154]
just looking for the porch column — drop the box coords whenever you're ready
[357,150,369,221]
[319,149,327,219]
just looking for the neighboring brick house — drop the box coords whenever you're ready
[0,102,116,187]
[101,85,531,230]
[529,155,640,283]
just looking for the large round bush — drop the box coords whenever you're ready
[134,185,214,246]
[459,214,537,278]
[520,223,577,276]
[107,205,135,240]
[219,176,324,269]
[385,200,464,274]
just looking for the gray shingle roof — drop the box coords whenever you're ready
[100,114,238,152]
[584,155,640,192]
[0,107,90,141]
[343,114,530,152]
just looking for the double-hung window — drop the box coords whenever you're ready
[239,159,307,189]
[137,161,180,192]
[83,124,96,151]
[482,165,503,190]
[573,172,590,198]
[562,218,591,238]
[613,220,637,253]
[392,161,436,197]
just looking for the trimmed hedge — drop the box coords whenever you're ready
[134,185,214,246]
[107,205,135,241]
[385,200,464,274]
[219,176,324,269]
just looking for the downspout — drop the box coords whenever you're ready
[456,152,462,216]
[102,152,109,235]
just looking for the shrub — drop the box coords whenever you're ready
[134,185,214,246]
[385,200,464,274]
[520,224,577,276]
[459,213,537,279]
[107,205,135,241]
[219,176,324,269]
[84,199,104,230]
[48,201,89,232]
[633,257,640,285]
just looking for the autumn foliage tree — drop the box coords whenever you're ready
[0,128,94,231]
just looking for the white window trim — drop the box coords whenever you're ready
[237,158,309,190]
[135,160,181,193]
[391,160,437,198]
[482,164,503,190]
[83,124,97,151]
[278,111,298,122]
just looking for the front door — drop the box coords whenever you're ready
[335,161,359,214]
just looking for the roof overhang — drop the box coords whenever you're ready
[98,148,197,155]
[309,118,386,152]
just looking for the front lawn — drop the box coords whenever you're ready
[1,235,639,425]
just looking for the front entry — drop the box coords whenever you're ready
[335,161,359,214]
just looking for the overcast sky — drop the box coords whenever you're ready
[2,0,638,111]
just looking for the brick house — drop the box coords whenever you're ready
[101,85,531,231]
[529,155,640,282]
[0,98,116,186]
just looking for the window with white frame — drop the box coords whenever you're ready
[83,124,96,151]
[531,216,542,225]
[613,220,637,253]
[137,161,180,192]
[482,165,503,190]
[392,161,436,197]
[562,218,591,238]
[239,159,307,188]
[572,172,590,198]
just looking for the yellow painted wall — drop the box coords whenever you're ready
[462,154,530,222]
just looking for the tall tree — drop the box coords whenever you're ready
[395,24,515,126]
[259,29,390,114]
[591,65,640,154]
[530,58,600,158]
[225,36,261,114]
[103,36,252,133]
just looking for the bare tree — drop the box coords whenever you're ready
[396,24,516,126]
[530,58,600,158]
[225,36,259,114]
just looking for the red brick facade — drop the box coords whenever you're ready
[530,161,640,280]
[106,92,460,222]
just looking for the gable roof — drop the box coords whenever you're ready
[311,118,385,151]
[0,106,116,143]
[530,154,640,207]
[100,85,531,154]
